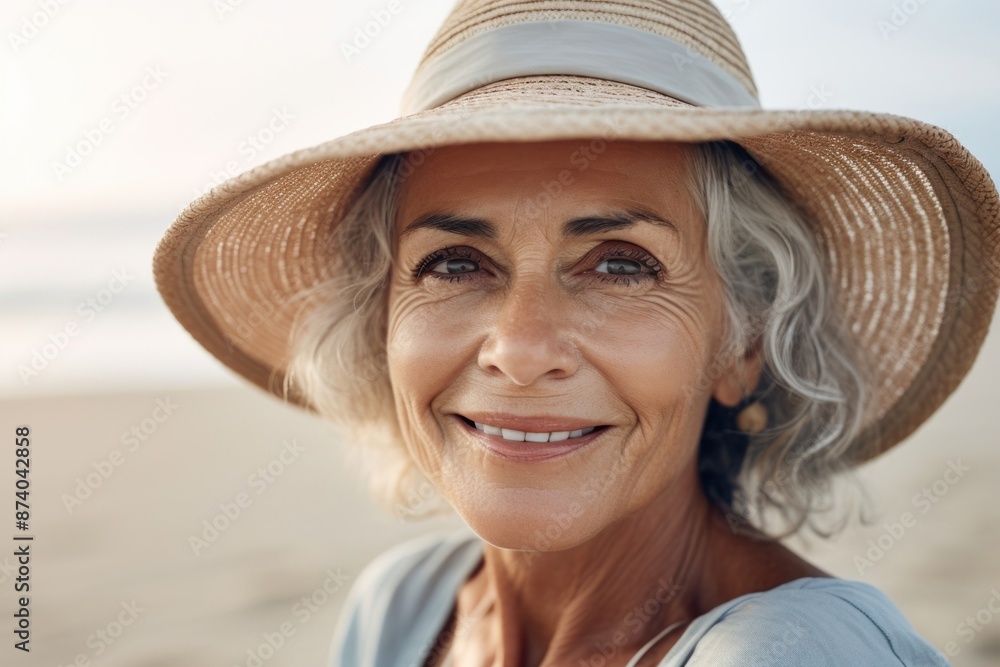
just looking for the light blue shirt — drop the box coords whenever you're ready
[329,527,950,666]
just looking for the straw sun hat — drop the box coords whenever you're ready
[153,0,999,463]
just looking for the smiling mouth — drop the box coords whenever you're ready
[457,415,610,443]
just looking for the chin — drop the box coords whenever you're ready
[448,484,617,553]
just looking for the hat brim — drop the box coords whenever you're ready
[153,76,1000,463]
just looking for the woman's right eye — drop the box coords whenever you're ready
[412,247,485,283]
[428,258,478,275]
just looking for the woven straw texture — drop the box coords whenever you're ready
[153,0,1000,462]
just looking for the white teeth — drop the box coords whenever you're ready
[483,424,503,435]
[470,419,598,442]
[475,421,501,435]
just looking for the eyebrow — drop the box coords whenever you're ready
[399,208,680,240]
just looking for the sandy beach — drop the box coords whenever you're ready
[3,319,999,666]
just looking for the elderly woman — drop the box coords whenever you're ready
[154,0,999,665]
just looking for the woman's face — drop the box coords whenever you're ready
[386,139,753,549]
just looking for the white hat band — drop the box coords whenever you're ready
[401,19,761,114]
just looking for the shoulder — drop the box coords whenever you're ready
[328,527,482,667]
[678,578,950,666]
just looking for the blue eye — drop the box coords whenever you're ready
[411,244,665,286]
[590,245,664,285]
[595,258,642,275]
[412,247,484,283]
[429,257,478,275]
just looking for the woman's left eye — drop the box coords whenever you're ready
[412,244,664,286]
[589,245,664,285]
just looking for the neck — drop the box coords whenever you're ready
[465,478,720,666]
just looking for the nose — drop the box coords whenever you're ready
[477,278,580,386]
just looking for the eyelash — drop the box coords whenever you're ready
[410,244,665,287]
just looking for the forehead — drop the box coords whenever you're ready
[394,139,700,238]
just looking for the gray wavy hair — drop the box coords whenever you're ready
[283,140,880,539]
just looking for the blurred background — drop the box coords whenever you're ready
[1,0,998,665]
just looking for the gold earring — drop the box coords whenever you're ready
[736,401,768,434]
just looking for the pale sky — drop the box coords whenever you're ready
[1,0,998,395]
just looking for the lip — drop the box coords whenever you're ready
[457,412,606,433]
[452,414,610,462]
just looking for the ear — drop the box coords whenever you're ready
[710,342,764,408]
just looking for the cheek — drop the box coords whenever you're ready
[386,289,483,387]
[385,289,481,465]
[577,282,720,497]
[585,288,715,416]
[388,292,447,385]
